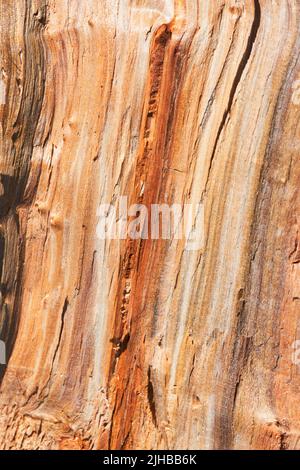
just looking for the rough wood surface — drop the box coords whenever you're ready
[0,0,299,450]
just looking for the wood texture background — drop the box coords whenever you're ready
[0,0,299,450]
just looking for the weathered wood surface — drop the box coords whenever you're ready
[0,0,299,449]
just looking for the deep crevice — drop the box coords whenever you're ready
[147,366,157,427]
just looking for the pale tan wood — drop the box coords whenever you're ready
[0,0,299,449]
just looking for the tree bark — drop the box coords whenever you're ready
[0,0,299,450]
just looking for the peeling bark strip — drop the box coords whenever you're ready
[0,0,299,450]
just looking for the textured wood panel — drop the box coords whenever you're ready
[0,0,299,450]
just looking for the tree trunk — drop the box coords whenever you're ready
[0,0,299,450]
